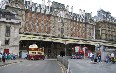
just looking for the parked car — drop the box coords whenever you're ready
[71,53,84,59]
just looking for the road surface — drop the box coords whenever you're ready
[0,59,63,73]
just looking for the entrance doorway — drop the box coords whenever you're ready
[60,51,65,57]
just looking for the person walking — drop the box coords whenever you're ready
[0,53,2,62]
[2,52,6,64]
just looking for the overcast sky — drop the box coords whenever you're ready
[0,0,115,17]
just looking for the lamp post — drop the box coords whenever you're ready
[63,40,69,56]
[83,45,86,59]
[64,41,67,56]
[0,41,2,53]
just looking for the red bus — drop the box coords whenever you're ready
[27,44,45,60]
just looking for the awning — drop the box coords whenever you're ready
[20,34,116,47]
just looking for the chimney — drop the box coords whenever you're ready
[66,5,69,11]
[30,0,32,6]
[79,9,82,15]
[83,10,85,16]
[47,0,51,6]
[91,12,92,17]
[71,6,73,13]
[42,0,45,5]
[24,0,25,4]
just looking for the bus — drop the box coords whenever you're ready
[27,44,45,60]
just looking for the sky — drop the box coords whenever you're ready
[0,0,115,17]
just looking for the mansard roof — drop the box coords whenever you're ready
[52,1,65,9]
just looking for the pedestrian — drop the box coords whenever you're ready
[2,52,6,64]
[94,53,97,63]
[106,54,110,63]
[98,54,101,63]
[111,53,115,64]
[7,53,11,60]
[0,53,2,62]
[13,54,16,60]
[11,53,13,60]
[90,52,93,62]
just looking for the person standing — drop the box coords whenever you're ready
[98,54,101,63]
[111,53,115,64]
[90,52,93,62]
[7,53,11,60]
[106,54,110,63]
[94,53,97,62]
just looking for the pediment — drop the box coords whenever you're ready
[10,0,25,9]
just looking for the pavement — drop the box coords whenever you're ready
[68,59,116,73]
[0,58,24,67]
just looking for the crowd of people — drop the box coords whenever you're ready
[89,52,101,63]
[89,52,116,64]
[105,53,115,64]
[0,52,16,64]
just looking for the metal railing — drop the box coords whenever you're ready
[57,56,71,69]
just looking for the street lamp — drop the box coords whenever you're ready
[63,40,68,56]
[83,45,85,59]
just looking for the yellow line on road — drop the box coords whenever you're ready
[57,61,65,73]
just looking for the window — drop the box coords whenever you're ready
[5,39,9,45]
[32,52,36,54]
[5,26,10,37]
[58,17,62,22]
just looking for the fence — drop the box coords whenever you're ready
[57,56,71,69]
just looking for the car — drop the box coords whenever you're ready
[71,54,84,59]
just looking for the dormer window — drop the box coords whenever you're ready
[15,3,20,8]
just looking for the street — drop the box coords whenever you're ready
[0,59,63,73]
[68,59,116,73]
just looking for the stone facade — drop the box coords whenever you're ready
[95,21,116,41]
[0,0,116,56]
[20,1,94,40]
[0,9,20,55]
[94,9,116,42]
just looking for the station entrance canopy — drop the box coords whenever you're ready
[20,34,116,47]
